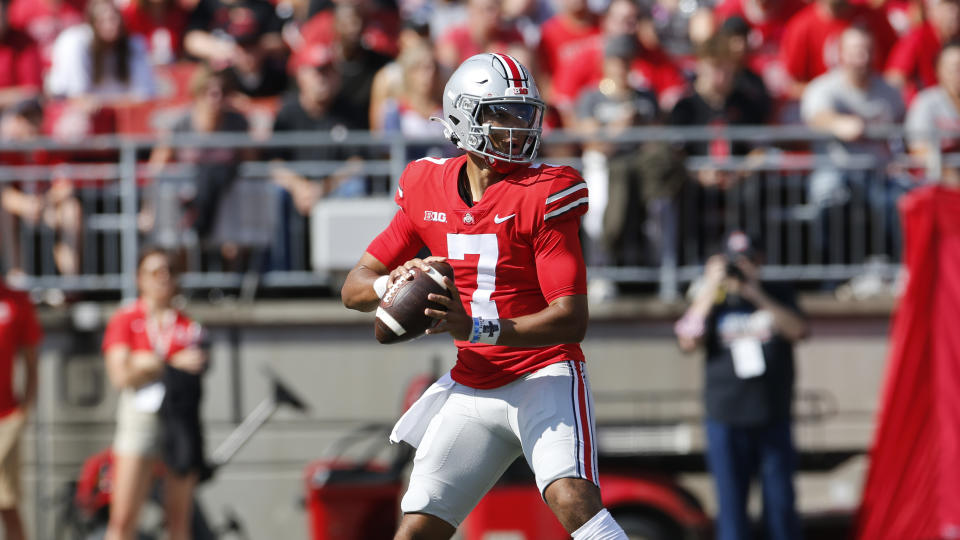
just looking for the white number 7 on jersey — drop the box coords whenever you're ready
[446,233,500,319]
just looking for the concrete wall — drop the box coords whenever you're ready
[21,300,892,539]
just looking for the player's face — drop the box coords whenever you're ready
[479,102,542,157]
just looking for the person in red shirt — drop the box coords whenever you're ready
[537,0,601,96]
[885,0,960,102]
[102,248,208,540]
[552,0,687,124]
[342,53,628,538]
[779,0,898,99]
[435,0,526,70]
[5,0,84,71]
[121,0,189,65]
[296,0,400,58]
[0,277,40,540]
[0,2,41,110]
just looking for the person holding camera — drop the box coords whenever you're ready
[674,231,808,540]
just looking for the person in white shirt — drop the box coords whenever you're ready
[905,40,960,186]
[46,0,156,101]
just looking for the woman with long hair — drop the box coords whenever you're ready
[102,248,208,540]
[46,0,156,100]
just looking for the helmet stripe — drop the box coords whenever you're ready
[495,53,524,89]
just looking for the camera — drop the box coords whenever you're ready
[726,259,745,281]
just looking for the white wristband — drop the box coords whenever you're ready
[469,316,501,344]
[373,275,389,299]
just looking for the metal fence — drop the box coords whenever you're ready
[0,125,953,301]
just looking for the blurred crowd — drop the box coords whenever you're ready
[0,0,958,287]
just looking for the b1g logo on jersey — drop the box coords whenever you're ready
[424,211,447,223]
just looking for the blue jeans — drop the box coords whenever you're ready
[705,418,801,540]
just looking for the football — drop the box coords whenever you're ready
[375,261,455,344]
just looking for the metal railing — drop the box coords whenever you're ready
[0,125,953,301]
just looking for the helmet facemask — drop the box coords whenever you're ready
[451,95,544,165]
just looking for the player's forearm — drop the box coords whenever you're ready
[495,295,588,347]
[342,266,386,312]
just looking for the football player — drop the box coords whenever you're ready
[342,53,626,539]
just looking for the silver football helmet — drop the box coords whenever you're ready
[434,53,546,169]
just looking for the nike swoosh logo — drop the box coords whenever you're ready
[494,214,516,224]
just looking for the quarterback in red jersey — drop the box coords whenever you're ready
[342,53,626,539]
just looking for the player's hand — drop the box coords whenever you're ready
[389,256,449,288]
[424,276,471,341]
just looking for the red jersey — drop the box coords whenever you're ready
[551,35,687,109]
[6,0,85,70]
[436,24,526,67]
[0,30,42,90]
[779,2,897,83]
[102,300,203,360]
[885,22,941,102]
[0,284,41,418]
[365,155,589,389]
[298,8,400,58]
[122,1,189,64]
[537,14,601,80]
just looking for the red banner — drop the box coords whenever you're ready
[856,185,960,540]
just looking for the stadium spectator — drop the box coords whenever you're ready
[801,26,907,259]
[102,247,209,540]
[46,0,157,101]
[649,0,714,59]
[717,16,772,123]
[779,0,897,99]
[0,1,42,111]
[885,0,960,102]
[670,33,767,189]
[536,0,600,94]
[0,275,40,540]
[552,0,686,126]
[0,99,83,278]
[368,16,431,131]
[183,0,287,90]
[270,43,367,218]
[574,34,660,272]
[5,0,84,70]
[905,40,960,186]
[297,0,400,58]
[146,66,253,243]
[377,43,454,160]
[434,0,525,70]
[303,1,391,129]
[675,230,807,540]
[713,0,803,100]
[121,0,190,65]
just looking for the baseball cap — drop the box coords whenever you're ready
[297,43,337,70]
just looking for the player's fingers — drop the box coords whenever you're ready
[427,293,451,306]
[426,320,450,335]
[424,307,447,319]
[423,255,447,264]
[442,276,458,296]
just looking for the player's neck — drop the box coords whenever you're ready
[463,153,507,203]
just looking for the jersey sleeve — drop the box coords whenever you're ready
[365,209,425,270]
[543,168,589,223]
[534,217,587,303]
[535,169,588,303]
[16,294,42,347]
[102,310,132,353]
